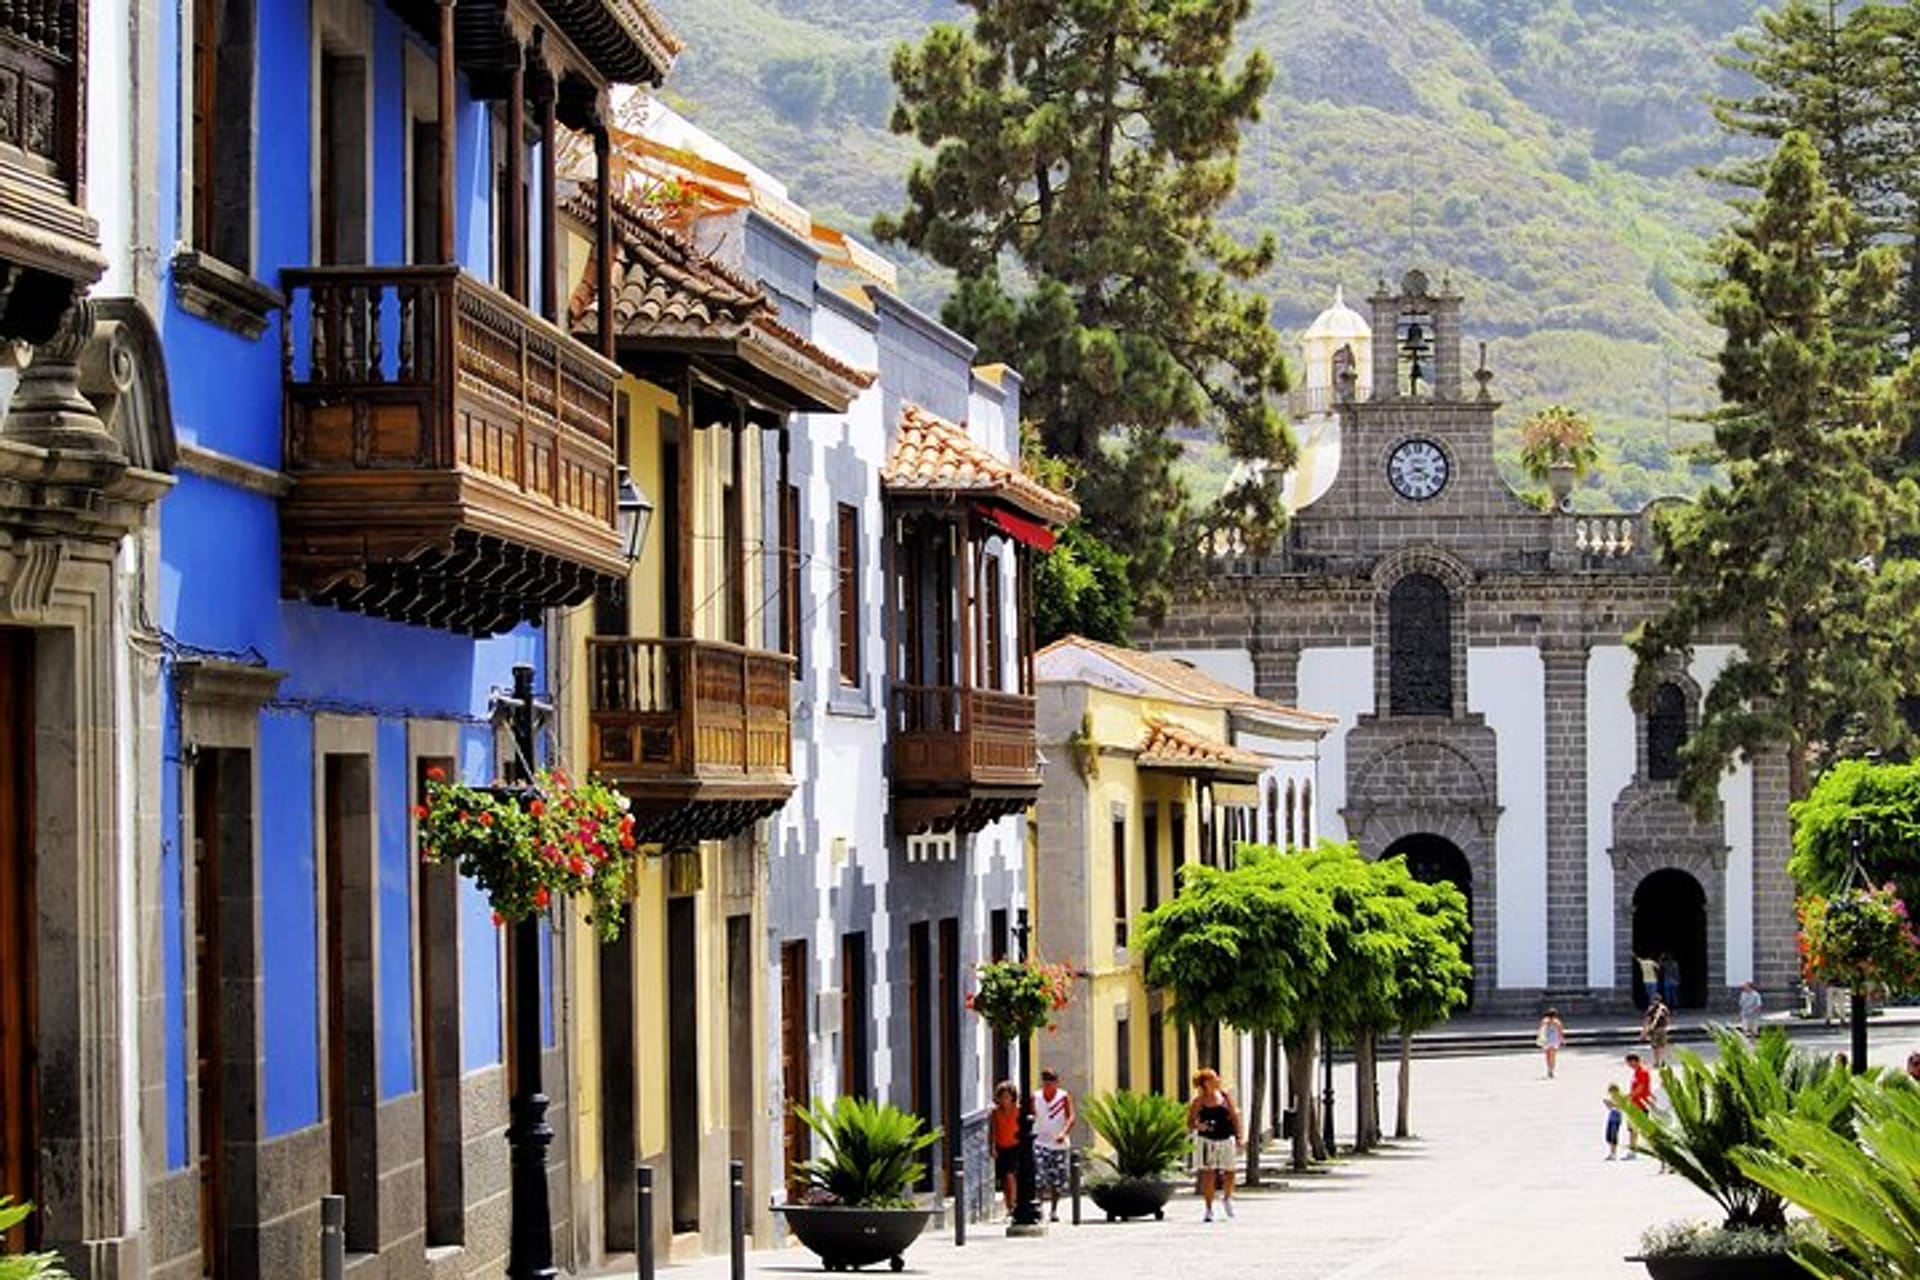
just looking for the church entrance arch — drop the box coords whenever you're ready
[1632,869,1709,1010]
[1384,833,1474,1010]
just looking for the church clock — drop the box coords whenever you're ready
[1387,438,1449,501]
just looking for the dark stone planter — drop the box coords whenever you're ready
[776,1204,933,1272]
[1629,1251,1804,1280]
[1086,1176,1175,1222]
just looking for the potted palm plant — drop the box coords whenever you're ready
[777,1096,941,1272]
[1081,1090,1190,1222]
[1517,404,1599,510]
[1617,1027,1853,1279]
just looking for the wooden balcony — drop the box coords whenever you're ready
[280,265,627,635]
[890,684,1041,836]
[589,637,797,846]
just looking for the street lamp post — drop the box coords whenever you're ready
[1008,909,1044,1233]
[1320,1026,1336,1155]
[503,663,557,1280]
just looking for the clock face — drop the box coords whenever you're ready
[1387,439,1450,501]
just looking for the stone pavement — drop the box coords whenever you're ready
[581,1021,1920,1280]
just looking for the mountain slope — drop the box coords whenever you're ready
[653,0,1761,511]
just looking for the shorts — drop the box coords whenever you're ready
[1195,1136,1237,1172]
[1035,1145,1069,1193]
[994,1146,1018,1180]
[1605,1110,1622,1144]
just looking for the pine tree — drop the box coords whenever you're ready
[1631,131,1920,807]
[875,0,1290,620]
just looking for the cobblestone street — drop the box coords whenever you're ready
[620,1022,1912,1280]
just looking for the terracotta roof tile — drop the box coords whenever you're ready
[882,403,1079,526]
[1036,635,1336,729]
[1137,719,1269,773]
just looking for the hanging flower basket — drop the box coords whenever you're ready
[1796,882,1920,993]
[966,958,1076,1039]
[417,766,638,940]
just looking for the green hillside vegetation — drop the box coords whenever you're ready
[655,0,1763,512]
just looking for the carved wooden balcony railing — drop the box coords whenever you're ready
[589,636,797,846]
[890,683,1041,835]
[280,265,627,635]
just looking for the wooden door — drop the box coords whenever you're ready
[193,754,227,1278]
[667,898,698,1233]
[778,940,809,1195]
[937,919,959,1193]
[0,630,36,1248]
[907,923,930,1189]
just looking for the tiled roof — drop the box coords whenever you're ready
[882,404,1079,526]
[564,189,874,410]
[1036,635,1336,730]
[1137,719,1270,774]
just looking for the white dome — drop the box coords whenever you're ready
[1302,285,1371,342]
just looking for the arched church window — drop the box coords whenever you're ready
[1284,780,1297,848]
[1266,781,1279,846]
[1648,682,1688,782]
[1388,573,1452,716]
[1301,780,1313,844]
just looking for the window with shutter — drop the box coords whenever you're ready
[836,504,859,685]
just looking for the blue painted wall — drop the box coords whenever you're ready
[155,0,526,1158]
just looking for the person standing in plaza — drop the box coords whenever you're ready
[1738,982,1763,1037]
[1186,1068,1243,1222]
[1622,1052,1654,1159]
[1641,994,1671,1067]
[1660,952,1680,1008]
[1030,1068,1076,1223]
[1535,1007,1566,1078]
[990,1081,1021,1218]
[1636,954,1661,1007]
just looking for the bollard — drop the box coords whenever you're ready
[1068,1149,1082,1226]
[729,1159,746,1280]
[636,1166,655,1280]
[320,1195,345,1280]
[952,1156,966,1247]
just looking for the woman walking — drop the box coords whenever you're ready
[1536,1007,1566,1078]
[1186,1068,1243,1223]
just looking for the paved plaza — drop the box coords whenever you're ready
[603,1021,1917,1280]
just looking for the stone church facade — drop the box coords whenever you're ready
[1143,270,1799,1015]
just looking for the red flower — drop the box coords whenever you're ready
[529,799,546,818]
[570,856,586,876]
[535,887,551,909]
[426,766,446,782]
[478,812,494,827]
[419,845,435,862]
[491,911,505,928]
[414,804,429,820]
[619,833,636,850]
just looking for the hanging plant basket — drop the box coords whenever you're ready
[1796,882,1920,993]
[966,958,1076,1040]
[417,766,638,939]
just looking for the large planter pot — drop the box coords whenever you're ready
[1546,461,1577,510]
[1629,1252,1805,1280]
[1086,1176,1175,1222]
[776,1204,933,1272]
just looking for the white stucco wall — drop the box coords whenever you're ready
[1298,647,1374,843]
[1469,646,1547,988]
[1167,646,1255,692]
[1586,645,1636,986]
[1693,645,1755,985]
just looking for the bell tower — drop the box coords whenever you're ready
[1368,269,1464,401]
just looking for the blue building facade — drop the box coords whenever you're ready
[139,0,679,1271]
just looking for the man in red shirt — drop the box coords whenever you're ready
[1623,1052,1654,1159]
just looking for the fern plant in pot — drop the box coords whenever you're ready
[1082,1090,1191,1222]
[777,1097,941,1272]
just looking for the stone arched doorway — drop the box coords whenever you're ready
[1632,869,1710,1010]
[1384,833,1475,1010]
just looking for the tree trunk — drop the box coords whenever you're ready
[1244,1029,1266,1186]
[1284,1032,1313,1170]
[1395,1025,1412,1140]
[1304,1028,1328,1163]
[1352,1032,1375,1153]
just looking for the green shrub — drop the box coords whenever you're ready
[1611,1026,1853,1230]
[1737,1076,1920,1279]
[0,1200,73,1280]
[791,1096,940,1208]
[1636,1218,1826,1259]
[1082,1090,1191,1182]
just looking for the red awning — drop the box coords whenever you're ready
[977,503,1057,552]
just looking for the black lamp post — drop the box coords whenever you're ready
[1320,1026,1336,1155]
[1008,908,1044,1232]
[503,662,556,1279]
[1848,819,1870,1075]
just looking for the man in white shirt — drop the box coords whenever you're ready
[1030,1068,1076,1222]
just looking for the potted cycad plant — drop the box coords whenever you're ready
[1082,1090,1190,1222]
[1617,1027,1853,1279]
[777,1096,940,1272]
[0,1200,73,1280]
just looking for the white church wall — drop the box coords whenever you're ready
[1299,647,1374,843]
[1587,646,1636,986]
[1693,645,1755,986]
[1469,646,1547,988]
[1165,646,1256,691]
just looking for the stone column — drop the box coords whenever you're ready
[1750,749,1798,996]
[1252,635,1299,708]
[1540,639,1589,993]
